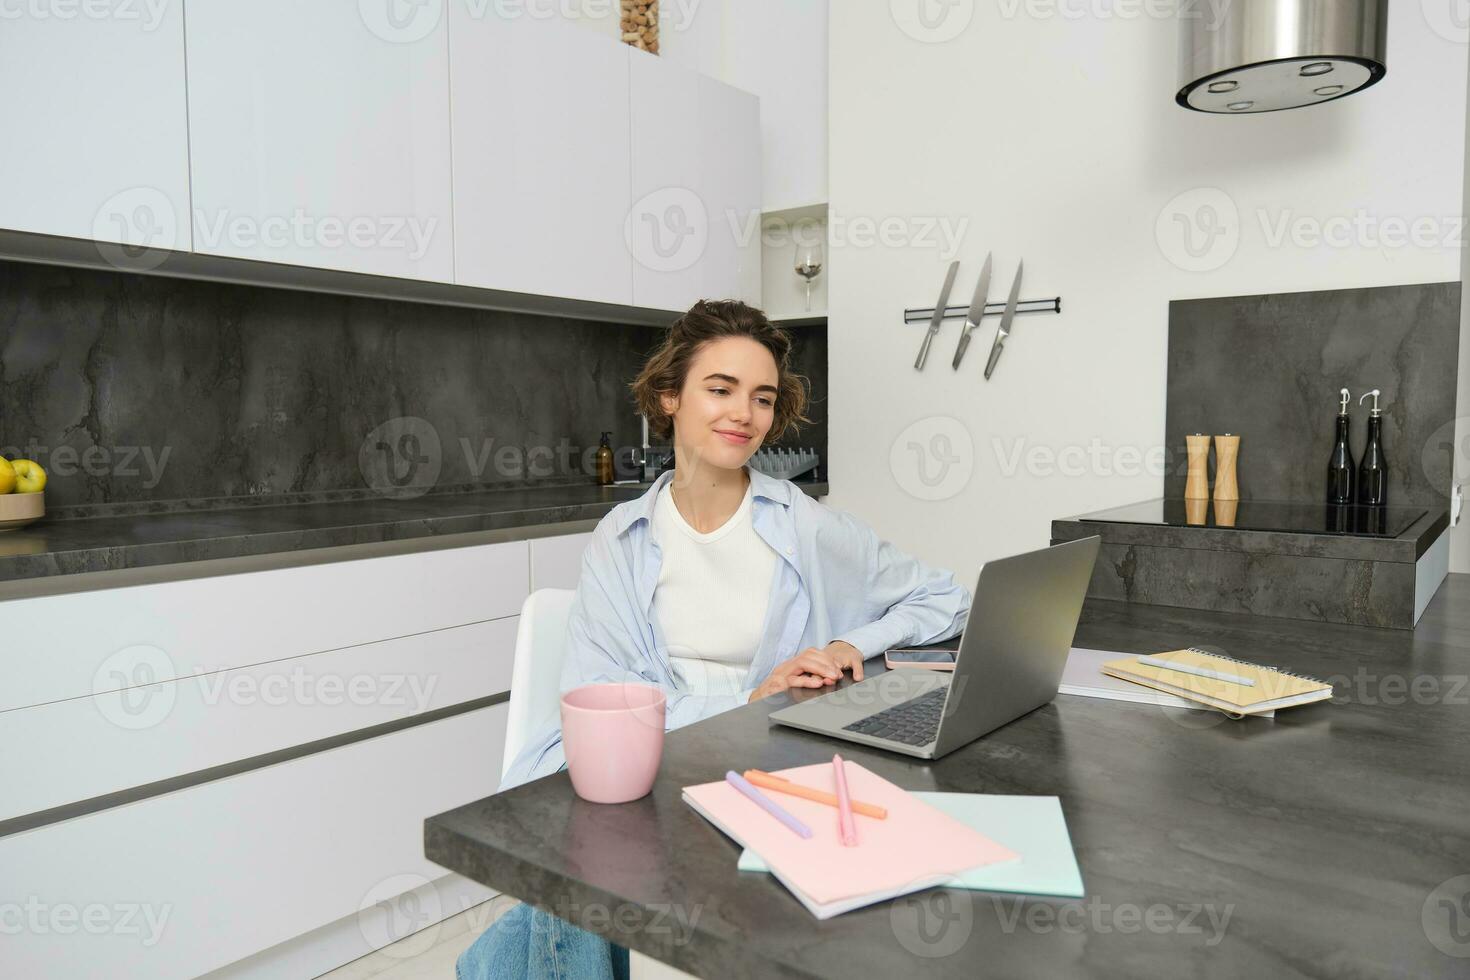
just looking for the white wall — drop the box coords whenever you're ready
[662,0,828,210]
[827,3,1468,584]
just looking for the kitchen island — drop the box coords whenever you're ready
[426,576,1470,979]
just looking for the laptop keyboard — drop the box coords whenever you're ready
[842,687,947,746]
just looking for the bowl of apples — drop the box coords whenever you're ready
[0,458,46,529]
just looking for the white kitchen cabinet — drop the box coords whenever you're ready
[628,51,705,312]
[629,50,761,311]
[183,0,453,281]
[0,0,191,251]
[697,73,763,304]
[0,702,508,979]
[0,535,531,978]
[661,0,827,213]
[0,540,529,714]
[449,13,633,305]
[530,531,594,590]
[3,617,518,822]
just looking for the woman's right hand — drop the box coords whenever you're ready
[747,649,845,702]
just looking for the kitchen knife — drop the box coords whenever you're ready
[914,260,959,370]
[983,260,1024,380]
[950,252,993,370]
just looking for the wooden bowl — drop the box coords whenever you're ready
[0,492,44,530]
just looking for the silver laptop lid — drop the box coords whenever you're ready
[930,536,1100,758]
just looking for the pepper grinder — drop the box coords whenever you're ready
[1184,434,1211,500]
[1213,434,1239,502]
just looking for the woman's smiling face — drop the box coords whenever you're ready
[660,336,779,471]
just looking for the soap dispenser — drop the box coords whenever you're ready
[1357,390,1387,506]
[595,431,614,485]
[1326,388,1356,505]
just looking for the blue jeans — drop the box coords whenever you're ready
[457,902,630,980]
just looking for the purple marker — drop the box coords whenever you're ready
[726,770,813,839]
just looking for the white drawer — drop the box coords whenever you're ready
[1,539,529,712]
[0,702,508,979]
[529,531,593,590]
[2,617,517,823]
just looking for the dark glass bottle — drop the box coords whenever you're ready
[595,431,614,485]
[1358,408,1387,506]
[1326,389,1355,505]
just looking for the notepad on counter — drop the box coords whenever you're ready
[1102,648,1332,716]
[1060,648,1276,718]
[682,761,1018,919]
[738,793,1084,900]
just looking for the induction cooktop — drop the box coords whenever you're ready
[1077,499,1426,538]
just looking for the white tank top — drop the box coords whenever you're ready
[650,479,779,697]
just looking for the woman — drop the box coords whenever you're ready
[458,299,971,980]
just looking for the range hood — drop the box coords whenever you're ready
[1177,0,1388,114]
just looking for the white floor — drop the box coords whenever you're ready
[317,896,516,980]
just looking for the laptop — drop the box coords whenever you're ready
[770,536,1101,760]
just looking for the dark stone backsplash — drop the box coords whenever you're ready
[1165,282,1461,508]
[0,260,828,512]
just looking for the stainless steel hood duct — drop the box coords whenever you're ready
[1177,0,1388,114]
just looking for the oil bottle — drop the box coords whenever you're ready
[1326,388,1355,505]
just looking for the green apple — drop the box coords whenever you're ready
[0,458,13,494]
[10,459,45,494]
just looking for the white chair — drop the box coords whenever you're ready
[501,588,577,782]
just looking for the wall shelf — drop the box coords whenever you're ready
[761,201,827,222]
[771,313,827,327]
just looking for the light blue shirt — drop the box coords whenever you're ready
[498,465,972,789]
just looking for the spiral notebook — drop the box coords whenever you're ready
[1101,648,1332,716]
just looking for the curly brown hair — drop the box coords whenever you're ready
[630,299,811,445]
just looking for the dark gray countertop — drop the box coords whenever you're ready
[0,480,830,585]
[425,577,1470,979]
[1053,501,1449,563]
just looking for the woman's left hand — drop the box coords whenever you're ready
[789,640,865,685]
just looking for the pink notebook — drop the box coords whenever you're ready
[682,761,1018,918]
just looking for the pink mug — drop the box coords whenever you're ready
[560,683,666,803]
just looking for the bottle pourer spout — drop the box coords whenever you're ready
[1358,389,1382,416]
[1339,388,1351,415]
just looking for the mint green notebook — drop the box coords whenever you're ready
[737,793,1085,899]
